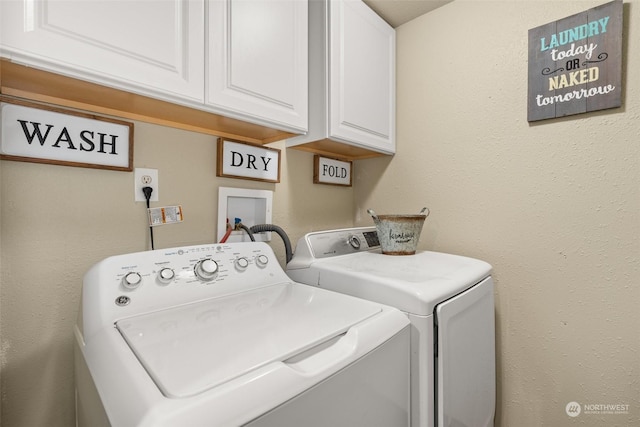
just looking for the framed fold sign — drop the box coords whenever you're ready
[314,155,352,187]
[0,96,133,171]
[527,0,623,122]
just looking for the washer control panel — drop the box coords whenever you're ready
[109,244,275,291]
[81,242,288,337]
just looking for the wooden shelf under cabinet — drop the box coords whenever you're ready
[288,138,387,160]
[0,59,295,145]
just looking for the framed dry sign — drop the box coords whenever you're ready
[216,138,281,183]
[0,96,133,171]
[527,0,623,122]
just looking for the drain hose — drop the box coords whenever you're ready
[238,223,255,242]
[250,224,293,263]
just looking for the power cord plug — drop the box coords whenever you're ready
[142,186,155,250]
[142,186,153,204]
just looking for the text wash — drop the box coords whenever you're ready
[18,121,119,154]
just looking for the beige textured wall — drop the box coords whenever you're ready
[354,1,639,426]
[0,122,353,426]
[2,1,639,426]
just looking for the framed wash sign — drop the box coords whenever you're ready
[0,96,133,171]
[527,0,623,121]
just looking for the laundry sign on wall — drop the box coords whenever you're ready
[527,0,622,122]
[0,96,133,171]
[217,138,281,183]
[314,155,352,187]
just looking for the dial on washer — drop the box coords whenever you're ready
[194,258,219,281]
[256,254,269,267]
[235,257,250,270]
[157,268,175,284]
[123,272,142,290]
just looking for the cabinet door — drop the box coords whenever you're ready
[207,0,308,132]
[0,0,205,102]
[329,0,395,153]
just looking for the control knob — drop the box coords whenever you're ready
[348,235,361,249]
[256,254,269,267]
[235,257,249,270]
[157,267,175,284]
[194,258,219,281]
[122,272,142,290]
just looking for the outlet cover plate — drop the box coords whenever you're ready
[134,168,159,202]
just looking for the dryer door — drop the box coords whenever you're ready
[436,277,495,427]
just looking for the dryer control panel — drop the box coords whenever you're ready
[287,227,380,271]
[307,227,380,258]
[80,242,291,340]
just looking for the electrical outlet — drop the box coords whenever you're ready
[134,168,159,202]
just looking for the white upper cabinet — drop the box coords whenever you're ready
[287,0,396,158]
[0,0,205,102]
[330,0,395,152]
[207,0,308,133]
[0,0,308,136]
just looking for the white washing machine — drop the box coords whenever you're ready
[74,241,411,427]
[286,227,496,427]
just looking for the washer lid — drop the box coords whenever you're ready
[116,283,381,398]
[311,251,492,315]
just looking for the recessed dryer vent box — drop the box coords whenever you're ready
[217,187,273,243]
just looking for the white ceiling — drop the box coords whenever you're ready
[363,0,453,28]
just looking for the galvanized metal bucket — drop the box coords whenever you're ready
[367,208,430,255]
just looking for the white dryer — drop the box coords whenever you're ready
[286,227,496,427]
[74,241,410,427]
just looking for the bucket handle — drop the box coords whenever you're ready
[366,209,379,221]
[419,207,430,217]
